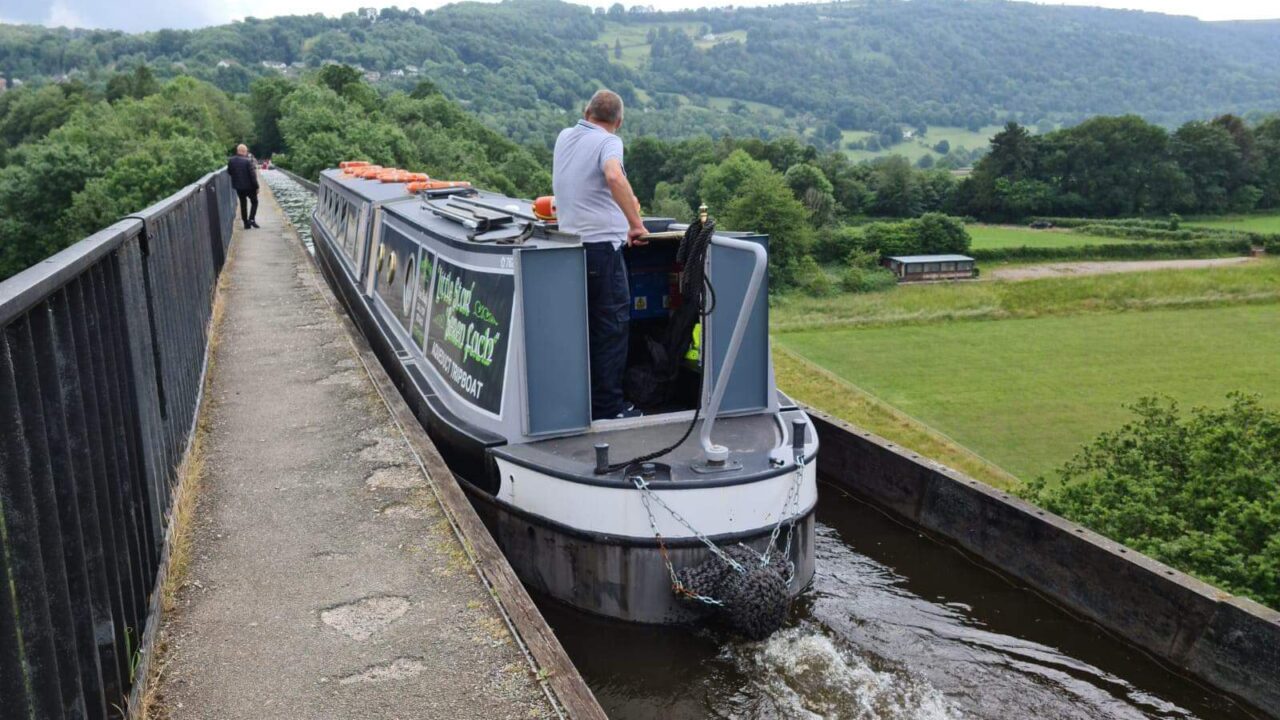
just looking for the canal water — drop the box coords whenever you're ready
[265,170,1254,719]
[262,169,315,252]
[537,483,1256,720]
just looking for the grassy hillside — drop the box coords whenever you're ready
[844,125,1005,164]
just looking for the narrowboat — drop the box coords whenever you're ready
[309,164,817,628]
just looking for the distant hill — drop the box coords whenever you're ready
[2,0,1278,149]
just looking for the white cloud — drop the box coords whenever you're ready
[46,0,87,28]
[2,0,1276,31]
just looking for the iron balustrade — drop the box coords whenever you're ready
[0,169,237,719]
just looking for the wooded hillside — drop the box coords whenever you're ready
[3,0,1279,148]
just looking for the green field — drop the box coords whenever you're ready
[778,304,1280,480]
[844,125,1004,163]
[1185,213,1280,234]
[967,224,1137,249]
[598,22,747,70]
[771,258,1280,331]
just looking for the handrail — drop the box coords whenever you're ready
[698,233,767,464]
[0,167,236,719]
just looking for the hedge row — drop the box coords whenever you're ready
[1035,216,1175,231]
[970,239,1253,262]
[1075,224,1244,242]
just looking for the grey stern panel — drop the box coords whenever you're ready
[517,245,591,436]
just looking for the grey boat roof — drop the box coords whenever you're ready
[885,254,975,263]
[321,168,577,249]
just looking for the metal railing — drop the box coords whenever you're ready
[0,169,236,719]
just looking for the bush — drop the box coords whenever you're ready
[1020,394,1280,610]
[794,255,834,297]
[813,225,868,263]
[860,212,971,258]
[1075,224,1242,242]
[841,264,898,293]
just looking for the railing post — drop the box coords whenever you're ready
[205,178,226,272]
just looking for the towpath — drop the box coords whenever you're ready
[152,184,556,719]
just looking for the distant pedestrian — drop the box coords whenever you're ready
[228,144,260,230]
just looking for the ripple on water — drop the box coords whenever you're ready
[724,625,961,720]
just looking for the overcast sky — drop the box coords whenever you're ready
[1,0,1275,33]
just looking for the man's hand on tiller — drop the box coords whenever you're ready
[627,226,649,247]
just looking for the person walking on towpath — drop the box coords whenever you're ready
[552,88,647,420]
[228,143,260,230]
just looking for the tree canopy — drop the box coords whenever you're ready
[3,0,1280,149]
[1021,394,1280,611]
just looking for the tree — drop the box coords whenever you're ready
[649,181,691,221]
[700,151,812,287]
[1021,394,1280,611]
[105,64,161,102]
[933,139,950,155]
[868,156,922,217]
[614,38,622,60]
[1171,121,1241,214]
[249,76,295,156]
[783,163,836,225]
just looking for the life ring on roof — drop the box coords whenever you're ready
[532,195,556,221]
[406,180,472,193]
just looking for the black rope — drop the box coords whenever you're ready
[598,217,717,474]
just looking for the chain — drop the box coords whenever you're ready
[630,456,806,606]
[761,456,807,570]
[632,475,746,573]
[634,476,727,606]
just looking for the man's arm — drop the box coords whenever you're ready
[603,158,646,245]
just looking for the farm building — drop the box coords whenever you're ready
[883,254,978,282]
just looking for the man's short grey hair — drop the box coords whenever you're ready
[236,144,249,155]
[585,89,623,124]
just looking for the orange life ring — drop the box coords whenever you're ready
[406,180,472,193]
[532,195,556,221]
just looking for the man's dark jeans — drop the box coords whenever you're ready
[237,188,259,227]
[585,242,630,419]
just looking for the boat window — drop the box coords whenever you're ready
[345,205,358,256]
[402,257,416,316]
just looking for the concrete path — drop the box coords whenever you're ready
[155,186,554,719]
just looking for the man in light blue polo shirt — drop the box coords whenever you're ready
[553,89,648,420]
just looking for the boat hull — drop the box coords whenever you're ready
[461,475,816,624]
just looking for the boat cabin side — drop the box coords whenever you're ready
[311,169,779,450]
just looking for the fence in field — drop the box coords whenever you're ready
[0,169,236,719]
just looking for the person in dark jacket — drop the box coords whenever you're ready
[227,144,260,230]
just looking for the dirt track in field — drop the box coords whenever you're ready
[989,256,1258,280]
